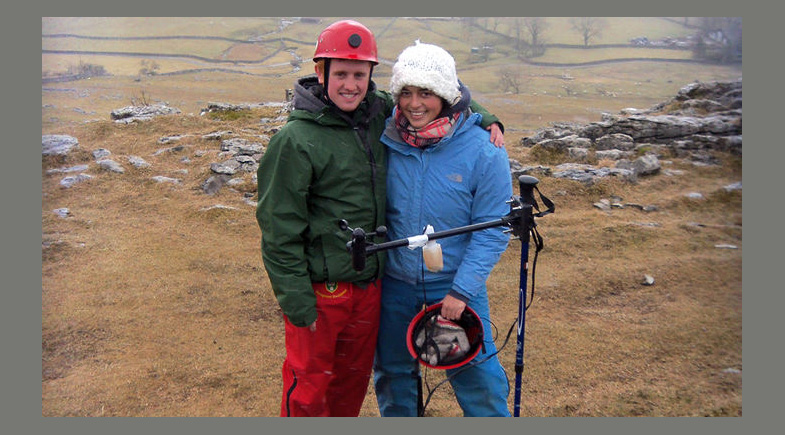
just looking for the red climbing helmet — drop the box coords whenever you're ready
[406,303,484,370]
[313,20,378,65]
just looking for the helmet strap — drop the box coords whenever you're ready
[321,58,332,106]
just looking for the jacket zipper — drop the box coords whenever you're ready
[354,125,379,278]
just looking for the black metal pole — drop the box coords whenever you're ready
[417,371,424,416]
[513,175,538,417]
[363,217,514,256]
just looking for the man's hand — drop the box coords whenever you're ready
[486,123,504,148]
[439,294,467,321]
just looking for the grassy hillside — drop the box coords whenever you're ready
[42,17,741,136]
[42,17,700,74]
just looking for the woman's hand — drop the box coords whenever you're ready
[439,294,467,321]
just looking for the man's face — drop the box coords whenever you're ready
[317,59,372,113]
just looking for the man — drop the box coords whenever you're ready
[256,20,503,417]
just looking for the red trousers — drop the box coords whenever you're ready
[280,280,381,417]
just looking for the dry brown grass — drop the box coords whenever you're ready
[42,17,741,417]
[41,112,742,417]
[42,112,286,417]
[492,170,741,417]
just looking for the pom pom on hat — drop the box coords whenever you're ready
[390,40,461,106]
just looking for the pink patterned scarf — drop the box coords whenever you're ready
[395,108,460,148]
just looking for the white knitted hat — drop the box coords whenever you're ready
[390,40,461,106]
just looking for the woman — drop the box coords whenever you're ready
[373,41,513,417]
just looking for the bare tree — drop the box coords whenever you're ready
[570,17,606,47]
[130,90,152,107]
[139,59,160,76]
[693,17,741,63]
[68,59,107,78]
[491,17,501,33]
[498,67,524,94]
[524,17,548,56]
[511,18,523,52]
[461,17,478,42]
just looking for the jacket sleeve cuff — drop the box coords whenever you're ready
[447,289,470,305]
[286,309,318,328]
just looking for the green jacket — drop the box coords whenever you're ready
[256,76,501,327]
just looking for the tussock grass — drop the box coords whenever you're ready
[527,144,569,164]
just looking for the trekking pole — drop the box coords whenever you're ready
[511,175,539,417]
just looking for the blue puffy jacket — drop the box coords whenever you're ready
[381,107,513,302]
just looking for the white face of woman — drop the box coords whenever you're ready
[397,86,445,129]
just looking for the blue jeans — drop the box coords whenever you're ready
[373,275,511,416]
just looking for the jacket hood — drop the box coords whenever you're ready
[448,81,472,116]
[291,75,327,113]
